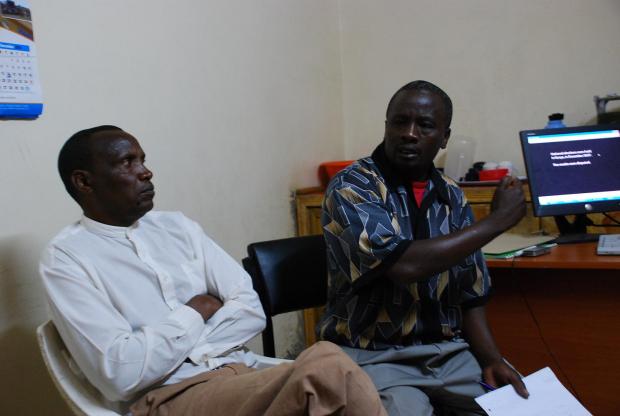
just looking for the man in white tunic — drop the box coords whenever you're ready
[40,125,386,416]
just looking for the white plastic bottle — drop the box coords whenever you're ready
[444,135,475,182]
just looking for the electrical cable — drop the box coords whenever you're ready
[509,260,581,401]
[602,212,620,226]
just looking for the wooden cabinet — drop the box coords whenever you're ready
[486,246,620,416]
[295,188,324,238]
[295,188,326,347]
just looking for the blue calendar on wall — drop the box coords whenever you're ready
[0,0,42,118]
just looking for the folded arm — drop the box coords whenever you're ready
[42,250,205,401]
[184,220,266,361]
[41,219,265,401]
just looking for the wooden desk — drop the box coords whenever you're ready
[486,242,620,416]
[487,241,620,269]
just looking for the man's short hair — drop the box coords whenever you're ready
[58,125,123,201]
[385,80,453,127]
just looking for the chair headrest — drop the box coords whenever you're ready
[247,235,327,315]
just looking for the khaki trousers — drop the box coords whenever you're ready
[130,341,387,416]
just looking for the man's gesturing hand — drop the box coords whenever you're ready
[186,294,223,322]
[490,176,526,231]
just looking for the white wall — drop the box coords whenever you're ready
[0,1,343,414]
[338,0,620,173]
[2,1,620,414]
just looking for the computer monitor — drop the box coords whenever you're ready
[519,124,620,240]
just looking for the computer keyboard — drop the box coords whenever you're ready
[597,234,620,255]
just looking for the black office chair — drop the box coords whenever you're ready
[242,235,327,357]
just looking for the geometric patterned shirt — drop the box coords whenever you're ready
[317,144,491,350]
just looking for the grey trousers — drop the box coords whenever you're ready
[341,341,487,416]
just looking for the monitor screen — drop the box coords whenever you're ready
[520,124,620,217]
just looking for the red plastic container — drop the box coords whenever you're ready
[318,161,354,187]
[478,168,509,181]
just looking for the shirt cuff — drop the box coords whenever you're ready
[169,304,204,339]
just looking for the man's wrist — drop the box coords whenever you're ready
[483,210,512,234]
[479,353,504,369]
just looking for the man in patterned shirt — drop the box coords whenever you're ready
[318,80,529,415]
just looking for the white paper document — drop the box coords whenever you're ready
[475,367,592,416]
[482,233,556,255]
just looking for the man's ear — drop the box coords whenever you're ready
[383,120,388,140]
[71,170,93,195]
[441,128,451,149]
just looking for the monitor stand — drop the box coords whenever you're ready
[553,214,600,244]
